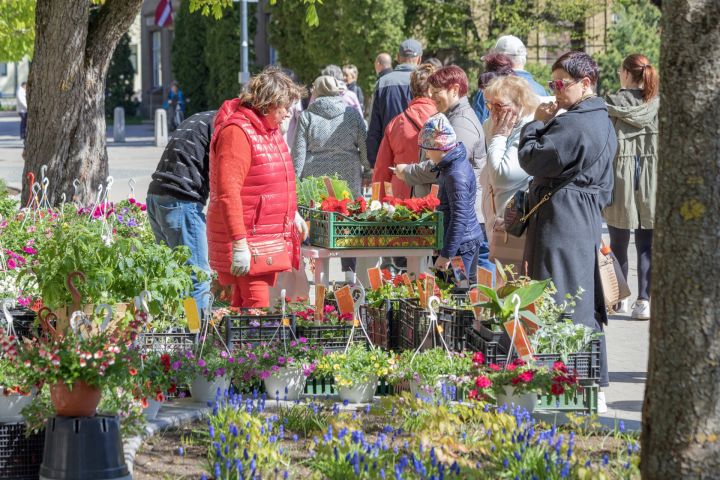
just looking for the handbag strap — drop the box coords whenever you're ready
[403,111,423,132]
[520,127,613,224]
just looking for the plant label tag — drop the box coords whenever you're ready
[282,317,290,327]
[314,285,326,321]
[183,297,201,333]
[416,280,426,308]
[467,288,484,321]
[477,267,494,288]
[521,304,540,335]
[335,285,355,316]
[384,181,393,197]
[401,273,412,288]
[323,177,336,198]
[450,257,469,288]
[503,319,534,361]
[425,274,436,300]
[371,182,381,201]
[430,184,439,197]
[368,267,383,290]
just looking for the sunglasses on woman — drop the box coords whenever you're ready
[547,79,580,92]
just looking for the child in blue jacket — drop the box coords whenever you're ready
[419,113,484,283]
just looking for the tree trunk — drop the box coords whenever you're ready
[22,0,143,206]
[641,0,720,477]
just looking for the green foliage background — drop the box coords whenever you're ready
[0,0,35,62]
[595,0,661,95]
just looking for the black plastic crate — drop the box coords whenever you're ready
[137,332,198,355]
[6,308,39,340]
[224,314,296,348]
[0,424,45,480]
[397,299,451,351]
[477,321,512,354]
[359,303,390,349]
[295,323,367,351]
[438,305,474,352]
[464,328,600,381]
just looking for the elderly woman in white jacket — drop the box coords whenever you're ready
[480,76,540,268]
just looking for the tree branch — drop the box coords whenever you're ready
[86,0,143,72]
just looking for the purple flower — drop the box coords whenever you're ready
[259,371,271,380]
[262,352,270,359]
[271,365,280,372]
[220,351,228,358]
[298,337,308,344]
[171,361,182,371]
[287,357,295,364]
[277,356,286,365]
[215,368,226,377]
[290,341,297,347]
[198,359,207,368]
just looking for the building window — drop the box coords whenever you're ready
[0,63,7,77]
[152,31,162,88]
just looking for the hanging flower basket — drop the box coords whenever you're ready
[263,367,307,402]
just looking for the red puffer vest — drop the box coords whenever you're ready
[207,98,299,275]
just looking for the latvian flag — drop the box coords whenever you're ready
[155,0,173,28]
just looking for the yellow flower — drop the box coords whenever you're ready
[341,190,351,200]
[333,364,340,370]
[374,363,380,369]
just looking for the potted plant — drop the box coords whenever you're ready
[0,344,34,422]
[467,353,580,413]
[315,344,395,403]
[241,337,320,401]
[169,340,234,404]
[133,352,179,419]
[0,318,142,417]
[390,348,471,399]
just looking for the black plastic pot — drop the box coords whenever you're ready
[478,320,512,354]
[39,416,131,480]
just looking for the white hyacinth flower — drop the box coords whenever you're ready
[383,203,396,215]
[369,200,382,211]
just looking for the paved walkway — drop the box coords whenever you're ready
[0,113,649,430]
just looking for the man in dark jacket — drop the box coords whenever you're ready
[419,113,483,283]
[146,110,216,316]
[366,39,423,167]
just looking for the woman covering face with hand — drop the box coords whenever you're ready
[479,75,539,267]
[517,51,617,402]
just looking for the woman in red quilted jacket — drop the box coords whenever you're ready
[207,67,308,308]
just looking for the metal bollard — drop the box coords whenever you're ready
[112,107,126,143]
[154,108,168,147]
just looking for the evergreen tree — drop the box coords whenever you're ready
[172,0,210,115]
[595,0,660,95]
[105,33,138,118]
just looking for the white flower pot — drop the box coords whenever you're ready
[496,386,537,413]
[190,375,230,404]
[142,398,163,420]
[337,375,378,404]
[263,367,306,401]
[0,388,34,422]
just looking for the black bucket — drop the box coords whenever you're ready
[39,416,131,480]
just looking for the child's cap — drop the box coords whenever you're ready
[418,113,458,151]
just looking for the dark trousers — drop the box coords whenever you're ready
[19,112,27,140]
[608,226,653,300]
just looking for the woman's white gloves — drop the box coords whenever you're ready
[294,211,309,241]
[231,239,251,276]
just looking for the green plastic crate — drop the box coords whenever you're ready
[300,207,444,249]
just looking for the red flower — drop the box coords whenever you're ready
[468,389,479,400]
[168,384,178,394]
[553,361,568,373]
[140,397,149,409]
[128,367,138,376]
[474,375,492,389]
[472,352,485,365]
[488,363,502,372]
[551,383,565,396]
[511,371,534,385]
[505,362,518,371]
[381,269,392,281]
[355,197,367,213]
[156,392,166,402]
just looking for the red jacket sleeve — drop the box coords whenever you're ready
[215,125,252,241]
[373,127,394,197]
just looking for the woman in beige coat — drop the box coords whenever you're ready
[603,54,659,319]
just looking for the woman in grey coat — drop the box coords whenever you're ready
[518,52,617,407]
[293,75,369,198]
[293,75,369,280]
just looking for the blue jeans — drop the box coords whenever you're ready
[457,239,481,285]
[146,194,210,317]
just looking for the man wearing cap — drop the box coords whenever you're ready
[493,35,548,96]
[366,39,423,167]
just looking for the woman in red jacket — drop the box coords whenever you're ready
[207,67,308,308]
[372,63,437,199]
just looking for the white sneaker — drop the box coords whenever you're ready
[597,392,608,414]
[631,300,650,320]
[614,298,630,314]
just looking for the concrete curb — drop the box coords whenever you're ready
[123,400,211,475]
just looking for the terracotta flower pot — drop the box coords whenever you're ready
[50,381,102,417]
